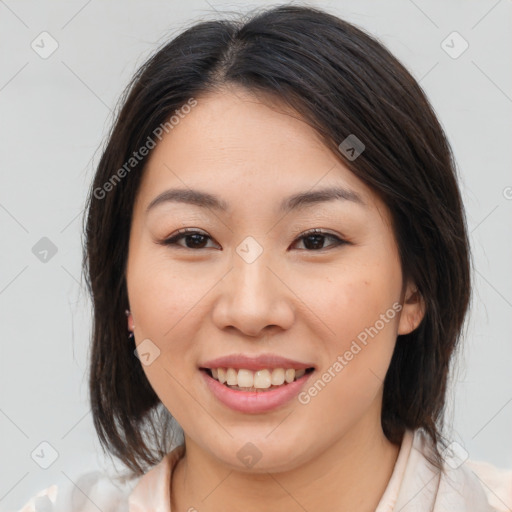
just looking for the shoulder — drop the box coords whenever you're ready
[421,429,512,511]
[464,457,512,512]
[395,429,512,511]
[14,469,140,512]
[16,445,186,512]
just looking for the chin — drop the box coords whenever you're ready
[201,430,312,474]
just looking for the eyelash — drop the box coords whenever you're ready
[158,228,348,252]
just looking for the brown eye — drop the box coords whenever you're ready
[158,228,348,251]
[292,229,347,251]
[160,229,219,250]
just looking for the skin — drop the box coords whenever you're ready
[125,84,425,512]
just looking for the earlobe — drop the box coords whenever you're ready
[125,308,135,332]
[397,285,425,335]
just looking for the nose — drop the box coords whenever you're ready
[211,249,295,338]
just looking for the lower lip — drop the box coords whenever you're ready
[200,369,314,413]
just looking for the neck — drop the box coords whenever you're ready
[171,409,401,512]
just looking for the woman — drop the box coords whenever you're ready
[18,4,512,511]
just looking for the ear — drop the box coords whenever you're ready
[125,309,135,332]
[397,281,425,335]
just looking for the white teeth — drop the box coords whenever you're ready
[226,368,238,385]
[271,368,285,385]
[237,369,254,388]
[217,368,227,384]
[208,367,310,389]
[253,369,272,388]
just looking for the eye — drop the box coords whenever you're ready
[159,228,220,250]
[290,228,348,251]
[158,228,347,251]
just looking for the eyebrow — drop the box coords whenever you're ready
[145,186,366,215]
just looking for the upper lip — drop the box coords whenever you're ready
[199,353,315,371]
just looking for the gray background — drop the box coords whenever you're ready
[1,0,511,510]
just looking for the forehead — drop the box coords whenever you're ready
[134,86,380,217]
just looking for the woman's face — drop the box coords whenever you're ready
[126,86,423,472]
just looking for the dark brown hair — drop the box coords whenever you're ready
[83,4,472,476]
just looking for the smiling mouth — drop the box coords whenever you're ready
[200,367,315,392]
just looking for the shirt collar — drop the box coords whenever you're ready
[126,428,495,512]
[128,444,185,512]
[393,429,497,511]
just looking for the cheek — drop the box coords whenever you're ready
[308,255,401,404]
[320,261,402,346]
[301,303,399,438]
[126,251,205,398]
[128,248,207,339]
[127,254,202,414]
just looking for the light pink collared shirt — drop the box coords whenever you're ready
[16,429,512,512]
